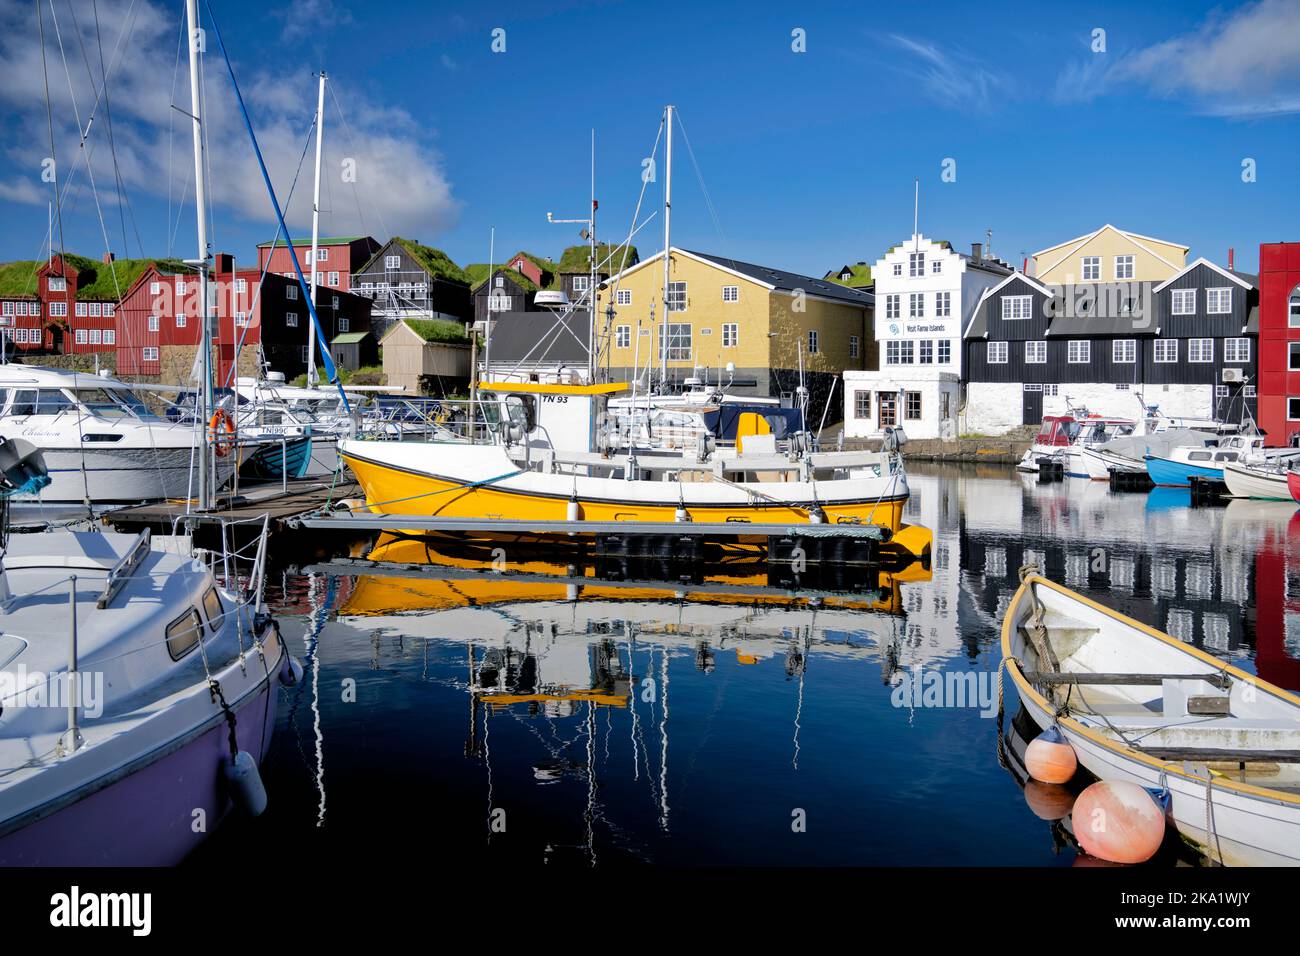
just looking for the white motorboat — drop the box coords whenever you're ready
[1222,459,1300,500]
[0,365,234,504]
[1002,571,1300,866]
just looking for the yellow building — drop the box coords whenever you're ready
[1032,224,1188,285]
[596,247,874,417]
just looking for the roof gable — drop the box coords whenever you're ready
[1153,256,1255,293]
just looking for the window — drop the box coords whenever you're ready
[89,329,101,345]
[1289,342,1300,371]
[285,312,299,328]
[1289,397,1300,421]
[76,302,87,316]
[807,329,819,354]
[176,314,187,328]
[143,346,159,361]
[931,259,941,275]
[722,285,739,303]
[666,281,687,312]
[385,255,400,269]
[905,391,922,420]
[338,317,350,333]
[49,302,67,317]
[316,248,328,261]
[988,341,1009,364]
[908,292,924,318]
[236,278,247,293]
[1081,256,1100,281]
[935,291,951,317]
[1002,295,1032,320]
[1067,340,1091,363]
[103,329,114,345]
[722,323,738,348]
[147,315,159,332]
[488,292,511,312]
[885,294,900,320]
[1114,255,1134,280]
[1216,385,1229,398]
[854,390,871,419]
[1224,338,1250,363]
[660,322,692,361]
[849,334,859,358]
[0,302,10,316]
[150,281,161,295]
[1025,340,1047,363]
[919,339,933,364]
[1154,339,1178,363]
[203,588,225,632]
[1170,289,1195,315]
[286,284,298,300]
[89,302,101,317]
[234,313,248,327]
[1290,288,1300,328]
[48,277,66,292]
[885,340,915,364]
[1112,339,1136,363]
[328,271,339,286]
[175,279,186,295]
[937,340,951,364]
[616,325,631,349]
[572,275,590,293]
[892,263,902,276]
[166,609,203,660]
[1188,338,1214,363]
[31,303,39,317]
[1245,385,1256,397]
[616,289,632,306]
[1206,288,1232,314]
[909,252,925,277]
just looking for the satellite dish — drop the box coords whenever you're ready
[726,362,736,374]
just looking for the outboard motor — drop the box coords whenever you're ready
[881,427,909,454]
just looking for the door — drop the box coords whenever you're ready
[1022,385,1043,425]
[878,392,897,428]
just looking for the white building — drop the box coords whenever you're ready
[844,236,1010,439]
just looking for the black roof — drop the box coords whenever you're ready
[483,310,590,364]
[966,279,1162,338]
[684,250,874,307]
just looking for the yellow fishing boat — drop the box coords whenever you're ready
[339,381,912,532]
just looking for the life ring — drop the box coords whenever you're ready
[209,409,236,457]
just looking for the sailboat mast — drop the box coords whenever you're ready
[307,71,326,386]
[185,0,213,511]
[660,104,673,391]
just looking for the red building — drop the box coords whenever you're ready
[256,235,379,293]
[1257,242,1300,444]
[116,253,373,383]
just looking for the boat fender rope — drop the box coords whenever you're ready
[208,679,240,762]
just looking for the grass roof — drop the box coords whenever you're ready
[404,318,471,344]
[824,263,872,288]
[390,238,470,285]
[0,255,187,300]
[257,236,365,248]
[0,261,44,297]
[467,261,543,293]
[557,242,640,277]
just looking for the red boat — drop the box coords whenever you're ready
[1288,470,1300,504]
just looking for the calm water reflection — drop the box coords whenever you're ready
[190,463,1299,867]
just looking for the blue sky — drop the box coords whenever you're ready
[1,0,1297,277]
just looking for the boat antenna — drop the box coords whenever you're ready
[184,0,214,510]
[306,70,327,387]
[202,0,350,414]
[660,104,673,393]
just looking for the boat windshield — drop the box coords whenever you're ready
[73,387,153,419]
[5,388,78,417]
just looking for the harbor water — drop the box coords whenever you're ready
[189,463,1299,867]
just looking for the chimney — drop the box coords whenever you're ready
[1022,257,1029,274]
[102,252,115,265]
[213,253,234,274]
[1228,247,1235,271]
[971,242,983,262]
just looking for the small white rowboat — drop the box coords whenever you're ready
[1002,572,1300,866]
[1221,461,1293,501]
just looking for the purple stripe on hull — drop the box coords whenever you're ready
[0,680,278,866]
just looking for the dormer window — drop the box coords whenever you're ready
[48,277,66,292]
[841,271,851,281]
[909,252,925,277]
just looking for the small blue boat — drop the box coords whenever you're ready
[1144,453,1226,487]
[239,434,312,482]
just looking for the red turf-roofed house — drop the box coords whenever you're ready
[257,236,379,293]
[1257,242,1300,444]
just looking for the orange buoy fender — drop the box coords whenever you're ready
[1025,724,1077,784]
[1072,780,1166,864]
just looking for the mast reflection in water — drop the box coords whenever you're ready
[188,464,1300,867]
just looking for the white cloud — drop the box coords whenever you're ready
[1055,0,1300,116]
[885,34,1011,113]
[0,0,458,249]
[0,179,45,205]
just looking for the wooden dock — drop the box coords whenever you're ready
[104,477,362,537]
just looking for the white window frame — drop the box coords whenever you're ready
[807,329,819,354]
[572,275,591,293]
[1206,287,1232,314]
[385,255,401,269]
[75,302,87,317]
[286,284,298,301]
[1154,339,1179,363]
[74,329,87,344]
[1001,295,1032,320]
[616,289,632,306]
[909,292,924,318]
[339,317,350,333]
[931,259,941,275]
[1067,340,1091,364]
[103,329,115,345]
[48,277,66,292]
[1112,339,1136,364]
[143,346,159,361]
[660,322,692,361]
[1224,338,1250,363]
[666,281,687,313]
[616,325,631,349]
[909,252,925,277]
[285,312,299,328]
[1171,289,1196,315]
[147,315,159,332]
[987,341,1009,364]
[1081,256,1100,281]
[885,294,900,320]
[722,285,739,303]
[722,323,738,348]
[1114,255,1134,280]
[1025,340,1047,364]
[176,314,187,328]
[935,291,951,318]
[1188,338,1214,363]
[849,334,859,358]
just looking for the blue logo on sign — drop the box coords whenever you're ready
[889,323,900,335]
